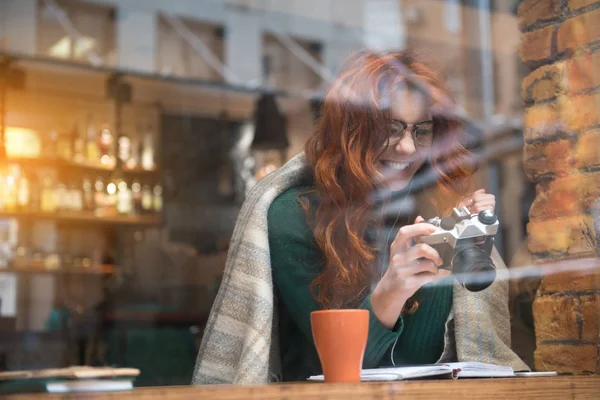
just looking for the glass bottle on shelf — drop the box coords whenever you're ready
[81,256,92,269]
[69,182,83,212]
[72,255,82,269]
[152,183,163,213]
[16,168,30,212]
[64,182,74,211]
[94,177,106,217]
[44,252,61,270]
[71,121,85,163]
[137,125,144,169]
[126,125,141,170]
[61,251,73,269]
[0,172,4,211]
[116,179,133,215]
[141,124,155,171]
[76,182,84,212]
[55,180,68,212]
[44,129,59,159]
[86,115,100,164]
[141,183,153,214]
[105,179,117,216]
[98,124,115,167]
[29,174,40,213]
[118,135,132,168]
[131,179,142,214]
[3,166,18,212]
[13,245,29,268]
[57,129,72,161]
[82,177,94,212]
[40,176,56,213]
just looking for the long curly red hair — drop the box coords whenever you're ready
[304,49,476,309]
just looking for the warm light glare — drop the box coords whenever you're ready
[49,36,97,59]
[48,36,71,58]
[74,37,96,57]
[256,163,277,180]
[100,155,112,165]
[6,127,42,158]
[107,183,117,195]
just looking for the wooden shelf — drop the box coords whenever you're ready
[0,211,161,225]
[1,264,116,275]
[121,166,159,174]
[4,51,288,97]
[7,157,159,174]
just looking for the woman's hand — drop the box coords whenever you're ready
[458,189,496,214]
[370,216,450,329]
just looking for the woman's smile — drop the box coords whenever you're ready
[380,160,410,171]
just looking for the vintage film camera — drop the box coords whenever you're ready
[415,206,498,292]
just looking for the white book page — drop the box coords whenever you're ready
[308,365,453,382]
[443,362,514,378]
[362,365,453,379]
[308,362,519,382]
[47,380,133,393]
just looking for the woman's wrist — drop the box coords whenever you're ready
[370,285,408,330]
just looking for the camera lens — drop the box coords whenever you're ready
[452,246,496,292]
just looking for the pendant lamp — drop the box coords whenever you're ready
[251,92,289,151]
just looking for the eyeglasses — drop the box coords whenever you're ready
[387,119,434,147]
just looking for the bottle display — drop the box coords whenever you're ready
[0,173,162,218]
[0,111,162,280]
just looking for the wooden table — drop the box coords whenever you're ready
[6,375,600,399]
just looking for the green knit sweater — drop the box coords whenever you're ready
[268,186,453,382]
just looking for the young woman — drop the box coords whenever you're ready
[267,49,502,381]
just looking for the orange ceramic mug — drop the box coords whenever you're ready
[310,309,369,383]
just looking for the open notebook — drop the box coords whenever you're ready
[308,362,516,382]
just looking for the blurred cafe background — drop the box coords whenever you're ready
[0,0,598,387]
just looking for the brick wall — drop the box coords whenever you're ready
[518,0,600,374]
